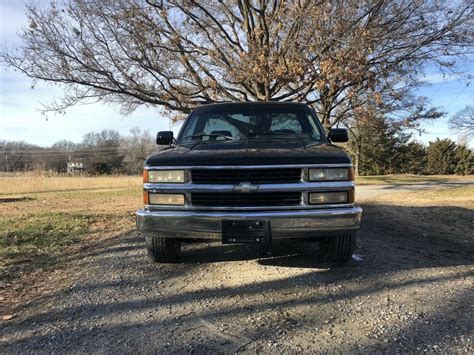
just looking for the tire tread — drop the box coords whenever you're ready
[147,236,181,263]
[320,233,356,263]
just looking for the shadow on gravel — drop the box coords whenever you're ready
[2,203,473,352]
[258,203,473,270]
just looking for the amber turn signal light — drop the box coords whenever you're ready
[348,167,355,181]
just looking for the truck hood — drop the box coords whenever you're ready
[146,140,351,167]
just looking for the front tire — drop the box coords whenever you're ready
[318,233,356,263]
[146,236,181,263]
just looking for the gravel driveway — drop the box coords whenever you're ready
[1,182,473,353]
[357,179,474,199]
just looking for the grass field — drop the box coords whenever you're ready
[0,175,142,195]
[0,184,142,281]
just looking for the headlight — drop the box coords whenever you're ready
[145,170,185,183]
[309,168,349,181]
[309,192,348,204]
[148,193,185,205]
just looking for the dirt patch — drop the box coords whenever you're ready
[0,197,35,203]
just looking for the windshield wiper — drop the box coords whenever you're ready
[261,131,296,136]
[184,133,234,141]
[249,131,307,140]
[245,131,318,147]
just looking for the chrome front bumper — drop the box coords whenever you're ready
[136,207,362,240]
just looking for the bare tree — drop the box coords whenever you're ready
[0,140,43,172]
[80,130,124,174]
[48,140,79,172]
[449,105,474,140]
[52,140,78,152]
[121,127,157,173]
[1,0,472,129]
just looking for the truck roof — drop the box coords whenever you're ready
[193,101,312,113]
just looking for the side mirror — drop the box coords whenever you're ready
[156,131,173,145]
[328,128,349,143]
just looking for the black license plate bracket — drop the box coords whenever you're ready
[222,220,271,244]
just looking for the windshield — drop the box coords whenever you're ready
[178,106,325,144]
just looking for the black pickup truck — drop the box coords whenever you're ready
[136,102,362,264]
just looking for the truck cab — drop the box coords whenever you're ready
[136,102,362,263]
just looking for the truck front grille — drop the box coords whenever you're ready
[191,168,302,184]
[191,192,302,207]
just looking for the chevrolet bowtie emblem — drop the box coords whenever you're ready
[233,182,258,193]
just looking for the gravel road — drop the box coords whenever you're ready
[1,182,473,353]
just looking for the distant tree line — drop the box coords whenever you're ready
[342,102,473,176]
[346,123,473,176]
[0,127,158,175]
[1,126,471,176]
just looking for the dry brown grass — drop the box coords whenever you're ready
[0,175,142,196]
[0,186,142,281]
[1,174,143,279]
[356,174,473,185]
[371,186,474,209]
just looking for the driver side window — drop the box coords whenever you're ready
[270,113,303,133]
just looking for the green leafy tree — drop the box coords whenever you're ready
[398,142,428,175]
[347,114,411,176]
[454,144,473,175]
[426,139,460,175]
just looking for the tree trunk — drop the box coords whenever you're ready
[354,143,360,177]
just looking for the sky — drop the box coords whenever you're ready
[0,0,473,148]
